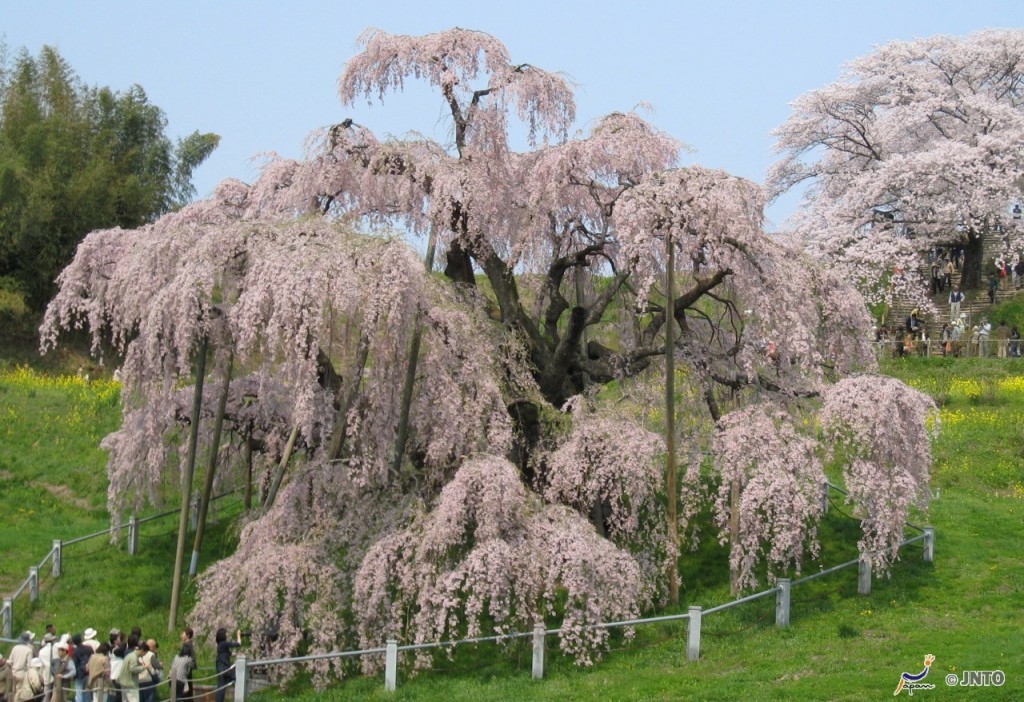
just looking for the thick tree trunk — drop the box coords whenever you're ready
[507,399,542,484]
[443,241,476,286]
[960,230,984,291]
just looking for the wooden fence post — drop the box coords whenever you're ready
[775,579,791,627]
[384,639,398,691]
[858,555,872,595]
[128,515,139,556]
[52,540,62,578]
[1,598,11,638]
[233,655,247,702]
[687,606,702,661]
[923,527,934,562]
[532,622,546,680]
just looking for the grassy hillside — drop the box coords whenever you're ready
[2,351,1022,700]
[0,356,242,670]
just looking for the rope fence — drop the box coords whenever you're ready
[869,336,1022,359]
[3,482,936,701]
[229,482,936,699]
[1,489,241,640]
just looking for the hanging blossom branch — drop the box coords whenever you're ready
[352,455,646,669]
[711,404,826,590]
[543,408,677,603]
[819,375,938,572]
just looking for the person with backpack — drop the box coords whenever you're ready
[16,658,43,702]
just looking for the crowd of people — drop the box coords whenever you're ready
[876,311,1021,359]
[0,625,241,702]
[877,247,1024,359]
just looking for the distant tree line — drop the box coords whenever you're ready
[0,43,219,313]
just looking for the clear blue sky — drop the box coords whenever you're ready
[4,0,1019,229]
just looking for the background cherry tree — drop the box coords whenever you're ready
[42,27,937,680]
[769,29,1024,305]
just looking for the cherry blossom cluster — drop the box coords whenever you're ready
[771,29,1024,305]
[711,404,826,590]
[819,375,938,571]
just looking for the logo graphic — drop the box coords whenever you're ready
[894,654,936,696]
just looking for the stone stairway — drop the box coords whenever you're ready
[883,249,1021,357]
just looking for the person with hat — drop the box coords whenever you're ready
[51,643,76,702]
[81,631,99,655]
[36,634,57,701]
[7,632,33,702]
[15,658,43,702]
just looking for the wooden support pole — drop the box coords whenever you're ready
[665,232,679,606]
[190,352,233,577]
[168,337,208,632]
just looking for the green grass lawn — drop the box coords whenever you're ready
[2,357,1022,700]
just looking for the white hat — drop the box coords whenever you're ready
[84,628,97,640]
[56,642,69,652]
[21,631,35,642]
[31,657,43,668]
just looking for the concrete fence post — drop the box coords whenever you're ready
[1,598,11,639]
[820,482,830,515]
[775,579,791,627]
[128,515,139,556]
[233,655,247,702]
[532,622,546,680]
[923,526,935,563]
[858,555,872,595]
[384,639,398,692]
[52,540,62,578]
[29,567,38,602]
[687,606,702,661]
